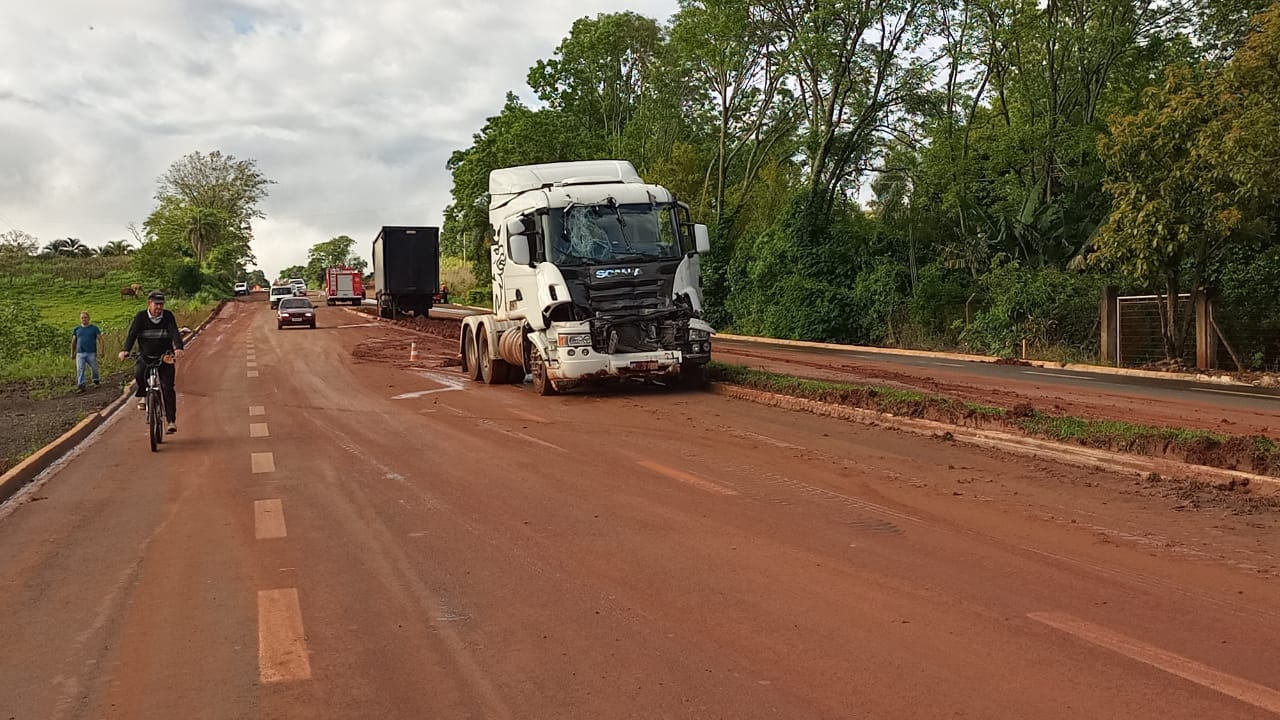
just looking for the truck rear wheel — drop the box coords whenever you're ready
[478,334,508,385]
[462,328,482,381]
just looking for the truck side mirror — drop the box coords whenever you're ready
[508,234,531,265]
[506,217,527,236]
[694,224,711,254]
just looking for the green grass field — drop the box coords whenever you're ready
[0,257,216,387]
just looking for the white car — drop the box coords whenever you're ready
[233,282,249,296]
[289,278,306,296]
[269,285,295,309]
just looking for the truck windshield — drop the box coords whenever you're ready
[549,202,683,265]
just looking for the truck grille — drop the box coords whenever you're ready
[592,318,685,354]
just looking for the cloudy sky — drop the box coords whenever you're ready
[0,0,679,277]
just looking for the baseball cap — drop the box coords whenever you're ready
[148,291,166,303]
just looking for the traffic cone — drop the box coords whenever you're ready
[409,342,418,362]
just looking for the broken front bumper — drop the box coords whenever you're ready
[546,349,693,380]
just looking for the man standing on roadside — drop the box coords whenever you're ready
[71,311,102,393]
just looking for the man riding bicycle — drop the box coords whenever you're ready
[118,291,185,434]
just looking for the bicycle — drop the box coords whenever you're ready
[132,352,173,452]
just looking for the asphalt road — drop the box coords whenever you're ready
[715,338,1280,411]
[1,299,1278,719]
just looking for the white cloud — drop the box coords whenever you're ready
[0,0,678,277]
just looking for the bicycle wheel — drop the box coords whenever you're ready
[147,391,161,452]
[155,391,165,445]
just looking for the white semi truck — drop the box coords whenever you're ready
[459,160,715,395]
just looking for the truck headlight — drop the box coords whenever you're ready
[557,333,592,347]
[689,329,711,340]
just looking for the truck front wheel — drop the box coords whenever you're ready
[531,352,558,396]
[678,364,706,390]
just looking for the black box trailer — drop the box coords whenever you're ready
[372,226,440,318]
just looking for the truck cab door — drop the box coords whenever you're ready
[497,215,540,322]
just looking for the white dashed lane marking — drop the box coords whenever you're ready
[257,588,312,683]
[251,452,275,474]
[250,423,270,438]
[249,406,265,416]
[254,499,287,539]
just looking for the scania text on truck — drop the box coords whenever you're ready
[325,266,364,306]
[459,160,714,396]
[372,226,440,319]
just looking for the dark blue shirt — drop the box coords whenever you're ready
[73,324,101,354]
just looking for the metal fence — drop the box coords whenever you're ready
[1115,293,1195,367]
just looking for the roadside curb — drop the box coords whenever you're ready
[0,300,228,506]
[708,383,1280,493]
[713,333,1250,387]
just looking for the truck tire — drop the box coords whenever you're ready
[461,328,482,381]
[531,352,558,396]
[478,334,508,385]
[678,364,706,390]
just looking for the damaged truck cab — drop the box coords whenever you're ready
[459,160,715,395]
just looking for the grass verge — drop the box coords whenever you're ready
[0,300,217,387]
[706,362,1280,477]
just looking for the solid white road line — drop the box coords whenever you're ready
[1029,612,1280,714]
[249,406,265,416]
[1024,370,1094,381]
[257,588,312,683]
[250,423,270,438]
[1190,387,1277,400]
[254,499,287,539]
[251,452,275,474]
[638,460,739,496]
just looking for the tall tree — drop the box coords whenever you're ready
[762,0,934,211]
[669,0,799,235]
[154,150,274,240]
[305,235,361,286]
[141,149,272,294]
[529,12,665,158]
[1094,5,1280,358]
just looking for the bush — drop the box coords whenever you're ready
[0,300,63,362]
[960,256,1105,357]
[191,289,222,306]
[908,263,976,343]
[850,258,908,345]
[462,287,491,307]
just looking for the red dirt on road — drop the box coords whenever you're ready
[0,300,1277,719]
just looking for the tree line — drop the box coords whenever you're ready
[1,151,275,301]
[443,0,1280,367]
